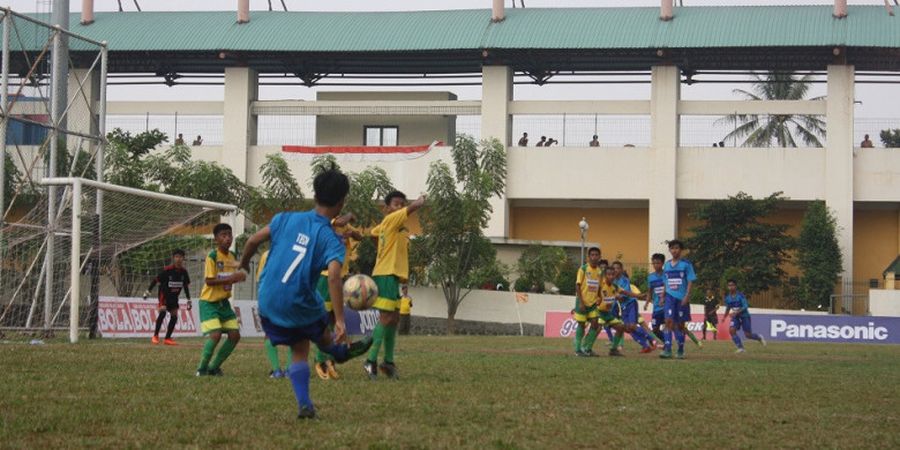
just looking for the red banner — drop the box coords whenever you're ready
[544,311,731,340]
[98,297,198,338]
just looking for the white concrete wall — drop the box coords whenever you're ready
[854,148,900,201]
[870,289,900,317]
[315,115,454,146]
[677,147,826,200]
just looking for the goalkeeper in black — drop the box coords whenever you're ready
[144,249,192,345]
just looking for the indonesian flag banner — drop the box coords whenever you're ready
[281,141,441,162]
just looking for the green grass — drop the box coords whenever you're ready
[1,336,899,449]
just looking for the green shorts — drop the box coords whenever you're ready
[372,275,401,312]
[199,299,239,334]
[316,274,333,312]
[573,301,599,322]
[598,310,623,326]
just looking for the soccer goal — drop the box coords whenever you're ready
[0,177,237,343]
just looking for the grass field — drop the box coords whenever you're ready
[1,336,899,449]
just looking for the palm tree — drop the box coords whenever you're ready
[718,72,826,148]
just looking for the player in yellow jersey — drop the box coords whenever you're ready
[598,267,628,357]
[574,247,603,357]
[364,190,426,380]
[313,213,363,381]
[196,223,247,376]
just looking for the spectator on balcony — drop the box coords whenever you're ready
[861,134,875,148]
[589,135,600,147]
[535,136,547,147]
[517,132,529,147]
[192,135,203,146]
[545,138,558,147]
[719,141,726,148]
[713,143,718,147]
[175,133,185,146]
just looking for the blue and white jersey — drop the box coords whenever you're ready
[258,210,345,328]
[615,275,637,305]
[647,272,666,312]
[663,259,697,300]
[724,292,750,318]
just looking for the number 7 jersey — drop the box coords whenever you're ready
[258,210,345,328]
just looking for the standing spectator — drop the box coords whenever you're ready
[535,136,547,147]
[718,141,725,148]
[175,133,185,146]
[545,138,558,147]
[589,135,600,147]
[517,132,529,147]
[713,143,718,148]
[398,285,413,335]
[703,289,719,340]
[192,135,203,146]
[861,134,875,148]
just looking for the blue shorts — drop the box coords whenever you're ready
[731,315,752,333]
[664,294,690,323]
[652,310,665,329]
[261,314,329,347]
[621,301,639,326]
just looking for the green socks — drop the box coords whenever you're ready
[209,338,238,370]
[574,323,585,352]
[367,323,386,362]
[685,329,700,345]
[383,325,397,363]
[197,338,217,371]
[265,339,281,372]
[583,328,599,353]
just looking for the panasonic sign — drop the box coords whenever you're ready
[754,314,900,344]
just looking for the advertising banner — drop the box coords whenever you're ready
[99,297,377,338]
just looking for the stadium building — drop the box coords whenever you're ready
[13,2,900,310]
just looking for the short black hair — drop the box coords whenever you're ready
[212,223,231,237]
[588,247,601,255]
[172,248,185,257]
[598,259,609,266]
[604,267,616,274]
[727,279,737,285]
[313,166,350,207]
[668,239,684,249]
[384,190,407,206]
[612,261,623,269]
[651,253,665,263]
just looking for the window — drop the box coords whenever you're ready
[364,126,399,146]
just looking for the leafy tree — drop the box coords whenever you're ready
[797,201,842,310]
[414,135,508,333]
[880,129,900,148]
[553,256,579,296]
[244,153,306,223]
[630,265,649,293]
[719,72,826,147]
[516,244,567,294]
[3,152,20,211]
[685,192,795,296]
[105,128,169,188]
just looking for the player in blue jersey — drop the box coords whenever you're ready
[611,261,656,353]
[643,253,667,342]
[660,240,697,359]
[722,279,766,353]
[239,167,373,419]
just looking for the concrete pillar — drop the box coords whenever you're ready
[223,67,258,237]
[481,65,512,238]
[66,68,100,156]
[825,65,855,290]
[648,66,680,256]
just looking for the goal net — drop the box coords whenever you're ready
[0,177,236,342]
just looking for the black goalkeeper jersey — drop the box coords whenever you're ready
[152,265,191,303]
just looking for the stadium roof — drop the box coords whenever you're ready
[14,5,900,75]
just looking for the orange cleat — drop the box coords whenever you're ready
[640,346,654,354]
[151,335,160,345]
[163,338,177,346]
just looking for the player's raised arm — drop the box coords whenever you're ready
[239,225,271,272]
[406,194,426,214]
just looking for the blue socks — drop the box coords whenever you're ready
[316,339,349,362]
[675,329,685,352]
[731,334,744,349]
[631,327,649,348]
[747,333,762,341]
[663,329,673,352]
[288,361,313,410]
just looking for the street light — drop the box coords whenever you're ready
[578,217,589,265]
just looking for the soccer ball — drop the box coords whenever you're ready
[343,274,378,311]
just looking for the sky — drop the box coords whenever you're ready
[5,0,898,143]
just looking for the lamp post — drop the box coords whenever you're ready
[578,217,589,265]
